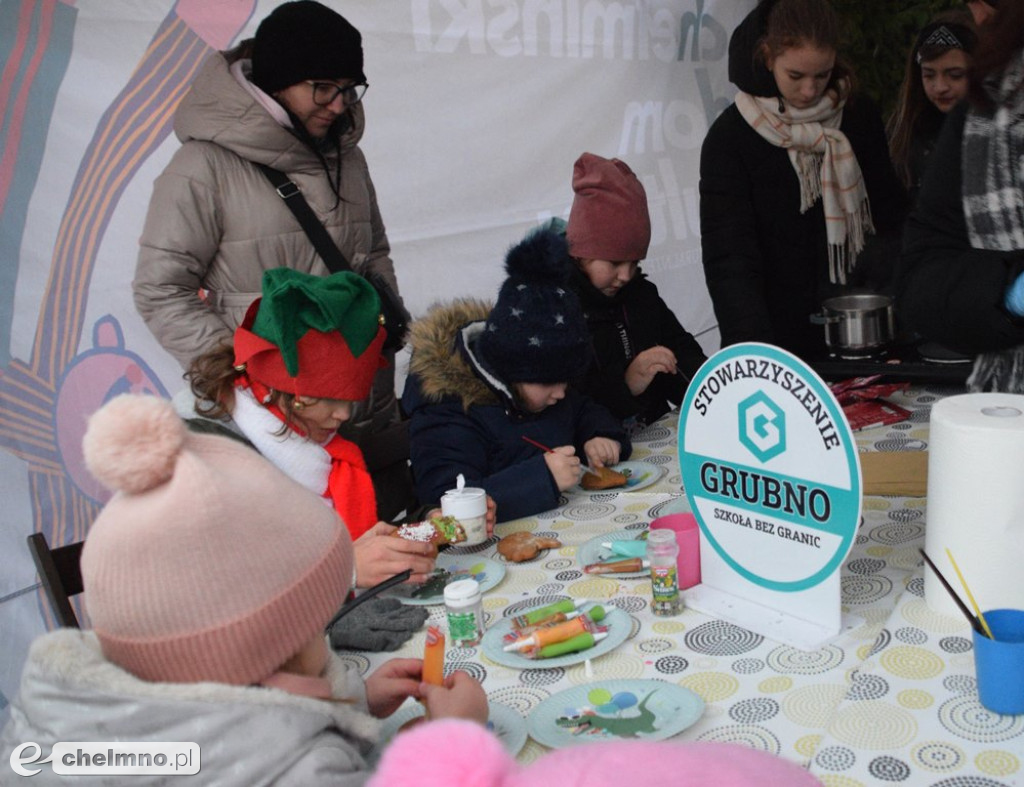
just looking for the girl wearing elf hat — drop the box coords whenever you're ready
[185,268,477,589]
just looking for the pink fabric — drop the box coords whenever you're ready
[370,719,822,787]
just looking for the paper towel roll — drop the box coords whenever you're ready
[925,394,1024,619]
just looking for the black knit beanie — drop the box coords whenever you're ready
[477,231,591,384]
[252,1,365,94]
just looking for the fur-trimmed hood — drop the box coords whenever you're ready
[406,299,507,411]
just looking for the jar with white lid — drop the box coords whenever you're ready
[444,578,484,646]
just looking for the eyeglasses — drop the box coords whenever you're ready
[306,80,369,107]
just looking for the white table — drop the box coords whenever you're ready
[343,386,1023,785]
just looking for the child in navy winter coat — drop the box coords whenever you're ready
[401,231,630,523]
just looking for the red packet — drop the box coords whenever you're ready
[830,375,909,406]
[842,399,911,431]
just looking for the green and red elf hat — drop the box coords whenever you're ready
[233,268,387,401]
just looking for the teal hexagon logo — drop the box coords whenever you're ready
[738,391,786,462]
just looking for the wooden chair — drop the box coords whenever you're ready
[27,532,84,628]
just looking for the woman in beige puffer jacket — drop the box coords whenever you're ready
[133,3,412,516]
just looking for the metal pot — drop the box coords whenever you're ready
[810,293,895,358]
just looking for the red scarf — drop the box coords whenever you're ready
[323,432,378,540]
[236,378,378,540]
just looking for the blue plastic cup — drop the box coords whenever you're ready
[973,609,1024,715]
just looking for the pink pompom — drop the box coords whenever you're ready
[82,395,186,495]
[369,719,513,787]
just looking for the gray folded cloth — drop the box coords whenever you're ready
[328,597,428,652]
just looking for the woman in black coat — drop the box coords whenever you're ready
[699,0,907,360]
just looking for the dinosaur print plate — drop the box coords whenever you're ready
[527,679,705,748]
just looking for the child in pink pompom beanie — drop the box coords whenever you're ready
[370,719,822,787]
[1,394,487,785]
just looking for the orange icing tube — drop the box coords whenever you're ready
[504,606,607,652]
[422,625,446,686]
[528,616,587,647]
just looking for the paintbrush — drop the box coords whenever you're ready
[325,569,412,631]
[521,435,598,477]
[918,549,985,636]
[945,548,995,639]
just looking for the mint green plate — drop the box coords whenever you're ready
[385,553,505,606]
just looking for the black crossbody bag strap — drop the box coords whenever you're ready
[257,164,352,273]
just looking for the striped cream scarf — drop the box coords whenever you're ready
[736,85,874,284]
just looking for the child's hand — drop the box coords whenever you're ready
[354,523,437,588]
[543,445,584,491]
[420,670,489,724]
[485,495,497,536]
[625,346,678,395]
[365,658,424,718]
[584,437,621,469]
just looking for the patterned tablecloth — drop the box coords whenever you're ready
[343,386,1023,786]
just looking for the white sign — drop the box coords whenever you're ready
[679,343,861,649]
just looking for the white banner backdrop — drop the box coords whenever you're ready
[0,0,752,710]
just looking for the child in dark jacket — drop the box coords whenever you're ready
[401,230,630,523]
[561,152,707,427]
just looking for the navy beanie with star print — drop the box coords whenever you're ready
[477,229,592,383]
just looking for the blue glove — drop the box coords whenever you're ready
[1004,272,1024,317]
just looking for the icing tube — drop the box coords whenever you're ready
[529,631,608,659]
[602,541,649,559]
[505,617,585,651]
[422,625,445,686]
[504,606,608,651]
[511,598,583,628]
[584,557,649,574]
[503,611,579,643]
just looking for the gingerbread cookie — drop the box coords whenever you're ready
[580,466,628,491]
[497,531,561,562]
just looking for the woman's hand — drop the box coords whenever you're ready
[584,437,621,469]
[543,445,583,491]
[625,346,678,396]
[353,522,436,587]
[420,670,489,724]
[365,658,424,718]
